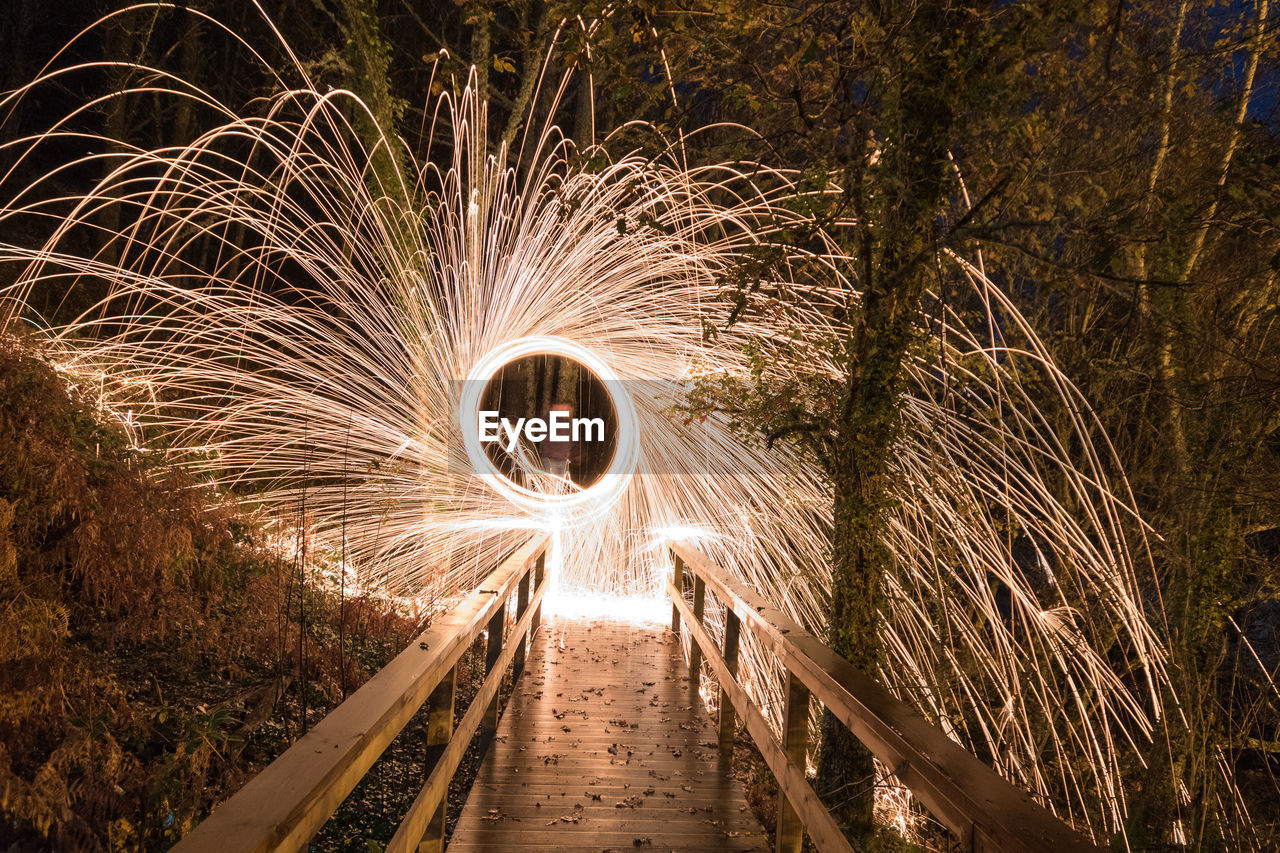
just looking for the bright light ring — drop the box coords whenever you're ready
[459,336,638,520]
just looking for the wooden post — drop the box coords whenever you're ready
[512,566,531,682]
[530,551,546,638]
[481,603,505,744]
[719,609,741,753]
[777,669,811,853]
[689,574,706,677]
[670,552,684,633]
[417,665,456,853]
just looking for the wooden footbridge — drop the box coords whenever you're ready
[174,534,1103,853]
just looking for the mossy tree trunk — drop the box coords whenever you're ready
[815,3,971,838]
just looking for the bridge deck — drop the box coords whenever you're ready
[450,616,769,852]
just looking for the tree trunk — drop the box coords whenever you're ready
[818,468,892,836]
[469,0,491,106]
[816,3,960,840]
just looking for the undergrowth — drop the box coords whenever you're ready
[0,337,421,850]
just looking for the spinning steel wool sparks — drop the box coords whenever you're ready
[0,4,1228,843]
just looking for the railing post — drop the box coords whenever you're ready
[417,664,456,853]
[689,573,706,677]
[481,599,505,745]
[512,564,531,682]
[670,552,684,633]
[530,551,546,638]
[777,669,811,853]
[719,609,741,753]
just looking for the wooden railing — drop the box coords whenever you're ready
[667,541,1103,853]
[175,532,550,853]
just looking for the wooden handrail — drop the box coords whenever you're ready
[175,532,550,853]
[668,541,1103,853]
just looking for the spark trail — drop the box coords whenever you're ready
[0,4,1225,844]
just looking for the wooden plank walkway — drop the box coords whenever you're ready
[450,616,770,852]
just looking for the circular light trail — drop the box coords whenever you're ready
[459,335,637,521]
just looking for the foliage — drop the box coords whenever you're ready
[0,338,418,850]
[647,1,1280,846]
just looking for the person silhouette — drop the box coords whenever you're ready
[541,401,574,479]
